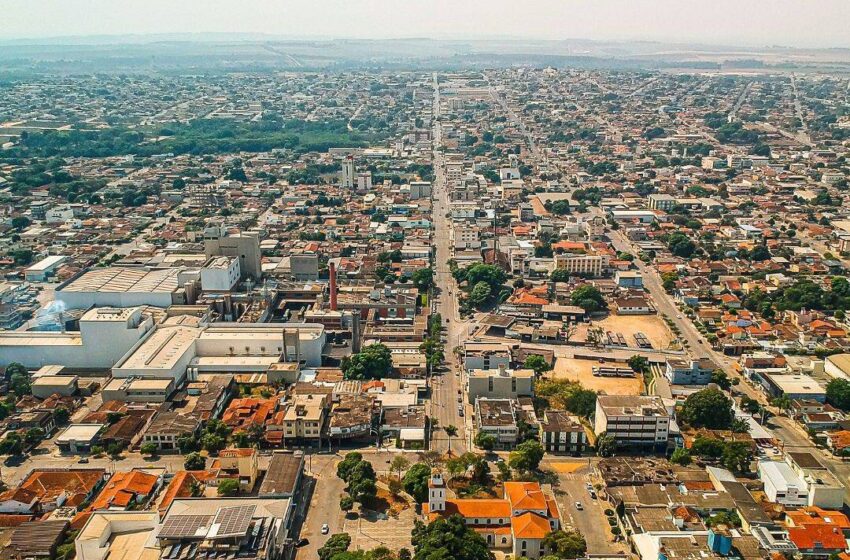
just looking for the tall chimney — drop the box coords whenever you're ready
[329,261,338,311]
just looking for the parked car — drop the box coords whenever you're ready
[321,524,329,535]
[575,502,583,510]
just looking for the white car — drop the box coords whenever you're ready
[575,502,583,510]
[321,524,329,535]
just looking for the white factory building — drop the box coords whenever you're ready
[111,321,326,385]
[56,267,189,310]
[0,307,155,369]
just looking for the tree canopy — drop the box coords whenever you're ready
[680,388,735,429]
[412,515,494,560]
[342,343,393,380]
[403,463,432,503]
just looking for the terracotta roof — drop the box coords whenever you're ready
[431,499,512,520]
[89,471,158,511]
[19,469,105,507]
[787,507,850,530]
[158,470,218,516]
[504,481,548,512]
[511,512,551,539]
[788,525,847,550]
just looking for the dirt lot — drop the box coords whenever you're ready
[550,357,643,395]
[593,313,673,350]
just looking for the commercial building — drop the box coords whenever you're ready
[665,358,715,385]
[25,255,68,282]
[594,395,670,451]
[56,424,105,454]
[756,373,826,403]
[102,377,176,403]
[758,460,808,507]
[475,398,519,449]
[824,354,850,381]
[467,365,534,403]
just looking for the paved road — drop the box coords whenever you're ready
[429,73,469,455]
[2,450,188,485]
[488,83,541,159]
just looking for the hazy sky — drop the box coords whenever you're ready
[3,0,849,48]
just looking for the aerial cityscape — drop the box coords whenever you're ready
[2,3,850,560]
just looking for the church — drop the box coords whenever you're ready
[423,473,562,559]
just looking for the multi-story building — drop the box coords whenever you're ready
[475,398,519,449]
[539,410,587,455]
[467,365,534,403]
[594,395,670,451]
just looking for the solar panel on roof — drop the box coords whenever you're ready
[158,514,213,539]
[212,504,256,538]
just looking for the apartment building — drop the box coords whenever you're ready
[594,395,670,451]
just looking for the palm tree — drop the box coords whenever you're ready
[444,425,458,455]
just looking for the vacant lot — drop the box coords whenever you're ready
[550,357,643,395]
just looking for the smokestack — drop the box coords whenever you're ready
[329,261,338,311]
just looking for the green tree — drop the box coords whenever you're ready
[10,367,31,397]
[411,515,494,560]
[570,285,605,312]
[444,425,459,454]
[217,478,240,496]
[464,264,507,291]
[469,282,492,308]
[340,495,354,512]
[342,344,393,380]
[627,355,649,373]
[390,455,410,480]
[542,529,587,559]
[53,407,71,426]
[337,452,365,481]
[184,452,206,470]
[826,378,850,411]
[740,396,761,415]
[0,433,23,456]
[710,369,732,390]
[24,427,45,445]
[475,431,497,451]
[140,443,158,456]
[680,388,735,429]
[596,433,616,457]
[671,448,692,466]
[550,268,571,283]
[524,354,552,375]
[412,268,434,292]
[319,534,352,560]
[403,463,432,503]
[722,442,754,473]
[508,440,544,473]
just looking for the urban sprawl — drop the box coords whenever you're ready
[1,68,850,560]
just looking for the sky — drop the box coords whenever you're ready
[3,0,849,48]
